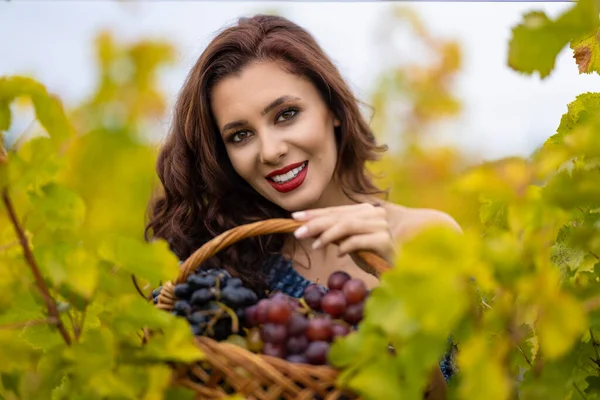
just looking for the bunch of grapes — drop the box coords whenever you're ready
[242,271,369,366]
[152,268,259,341]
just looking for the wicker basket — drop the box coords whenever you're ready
[154,218,392,400]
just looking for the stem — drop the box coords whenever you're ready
[590,251,600,261]
[573,382,587,400]
[590,330,600,364]
[1,188,71,345]
[131,274,150,300]
[214,301,239,333]
[0,317,58,330]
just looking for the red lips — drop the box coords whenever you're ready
[266,161,307,179]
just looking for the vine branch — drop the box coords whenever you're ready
[1,188,72,345]
[0,317,58,330]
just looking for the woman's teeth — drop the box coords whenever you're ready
[271,162,307,183]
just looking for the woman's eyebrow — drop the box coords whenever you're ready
[221,95,301,133]
[260,95,301,116]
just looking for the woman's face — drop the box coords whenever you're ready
[211,60,341,212]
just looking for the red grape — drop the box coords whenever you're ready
[263,342,286,358]
[286,335,309,354]
[343,302,364,325]
[305,341,330,365]
[304,286,325,311]
[321,290,347,318]
[256,299,271,324]
[331,321,350,339]
[260,323,288,344]
[342,278,368,304]
[327,271,351,291]
[267,300,292,324]
[244,305,259,327]
[287,312,309,336]
[306,316,332,342]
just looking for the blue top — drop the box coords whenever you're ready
[263,253,458,382]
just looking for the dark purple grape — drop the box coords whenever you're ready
[173,300,192,316]
[331,321,350,340]
[188,311,207,325]
[286,354,308,364]
[190,288,215,306]
[327,271,351,291]
[305,341,330,365]
[343,302,364,325]
[304,286,325,311]
[187,274,216,289]
[267,300,292,324]
[263,342,286,358]
[226,277,243,288]
[306,317,332,342]
[260,323,288,344]
[174,283,192,299]
[321,290,347,318]
[221,286,246,308]
[152,286,163,298]
[287,313,309,336]
[342,279,368,304]
[286,335,309,354]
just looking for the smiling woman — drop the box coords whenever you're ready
[144,14,459,396]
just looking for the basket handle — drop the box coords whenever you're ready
[177,218,391,284]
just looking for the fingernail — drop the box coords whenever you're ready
[312,239,322,250]
[294,226,308,238]
[291,211,307,220]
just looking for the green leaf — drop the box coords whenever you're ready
[571,28,600,74]
[585,376,600,395]
[98,235,179,284]
[547,92,600,145]
[0,76,72,143]
[28,183,86,233]
[346,357,404,400]
[508,0,600,78]
[0,101,10,132]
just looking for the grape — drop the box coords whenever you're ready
[244,305,259,327]
[286,335,309,354]
[152,286,163,298]
[246,328,264,353]
[263,342,286,358]
[267,300,292,324]
[306,317,332,342]
[221,286,250,309]
[343,302,364,325]
[190,288,215,306]
[287,312,309,336]
[304,286,325,311]
[305,341,330,365]
[260,323,288,344]
[269,292,289,302]
[174,283,192,299]
[174,300,192,316]
[226,277,243,287]
[321,290,347,318]
[342,278,368,304]
[188,311,207,325]
[327,271,351,291]
[256,299,271,324]
[225,334,248,349]
[187,274,216,289]
[331,321,350,339]
[286,354,308,364]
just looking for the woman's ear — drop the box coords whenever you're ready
[333,118,341,127]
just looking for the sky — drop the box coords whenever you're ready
[0,1,598,161]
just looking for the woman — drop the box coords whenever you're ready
[145,14,460,398]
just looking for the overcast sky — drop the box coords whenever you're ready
[1,1,598,161]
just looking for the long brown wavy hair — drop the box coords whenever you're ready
[145,14,388,292]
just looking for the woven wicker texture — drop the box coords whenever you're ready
[155,218,392,399]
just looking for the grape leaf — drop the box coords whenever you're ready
[547,92,600,145]
[27,183,86,233]
[507,0,600,78]
[571,29,600,74]
[98,235,179,284]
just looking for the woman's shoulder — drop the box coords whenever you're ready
[383,202,462,242]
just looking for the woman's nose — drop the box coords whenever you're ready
[258,134,288,165]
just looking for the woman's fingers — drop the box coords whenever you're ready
[313,218,388,250]
[337,231,395,261]
[292,202,383,221]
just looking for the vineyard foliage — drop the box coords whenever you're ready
[0,1,599,399]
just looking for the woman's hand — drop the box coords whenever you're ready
[291,202,396,263]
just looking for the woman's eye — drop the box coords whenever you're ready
[232,130,252,143]
[276,108,298,123]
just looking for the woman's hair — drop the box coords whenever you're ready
[145,14,387,292]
